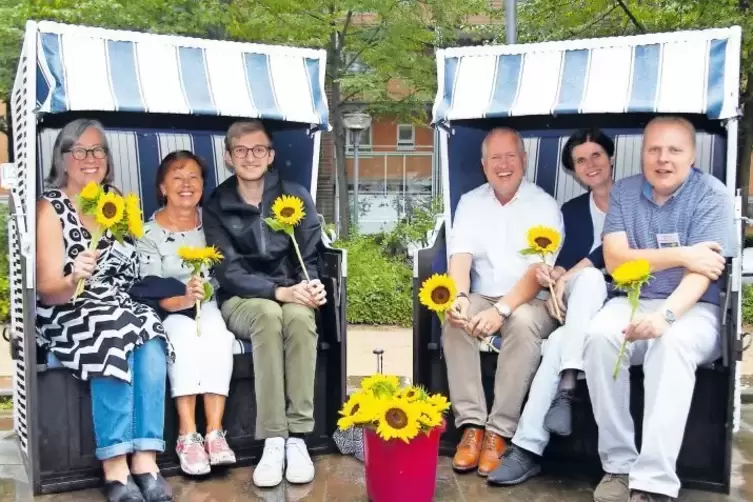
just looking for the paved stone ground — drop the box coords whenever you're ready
[0,325,751,500]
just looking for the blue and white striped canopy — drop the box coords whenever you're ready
[34,21,331,128]
[433,27,741,124]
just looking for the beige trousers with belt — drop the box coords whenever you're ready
[442,293,557,438]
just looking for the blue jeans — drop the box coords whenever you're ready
[90,338,167,460]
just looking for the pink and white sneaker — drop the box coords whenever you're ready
[205,430,236,466]
[176,432,211,476]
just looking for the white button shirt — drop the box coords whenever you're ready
[448,180,564,298]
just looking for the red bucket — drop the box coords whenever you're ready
[363,420,446,502]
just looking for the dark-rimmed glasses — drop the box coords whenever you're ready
[231,145,272,159]
[65,146,107,161]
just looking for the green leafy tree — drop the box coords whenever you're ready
[225,0,495,238]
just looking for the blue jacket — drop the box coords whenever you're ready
[554,192,606,271]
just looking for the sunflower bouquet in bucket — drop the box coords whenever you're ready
[264,195,311,281]
[520,225,563,320]
[72,182,144,299]
[337,374,451,443]
[418,273,499,353]
[177,245,224,336]
[611,259,652,379]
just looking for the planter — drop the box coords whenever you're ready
[363,420,445,502]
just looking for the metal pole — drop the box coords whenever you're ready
[506,0,517,44]
[353,130,361,230]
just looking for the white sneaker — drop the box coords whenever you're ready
[285,438,315,484]
[253,437,285,488]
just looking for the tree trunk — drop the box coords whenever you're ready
[328,35,351,240]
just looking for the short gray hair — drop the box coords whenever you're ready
[46,118,115,189]
[481,127,525,158]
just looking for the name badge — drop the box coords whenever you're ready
[656,232,681,248]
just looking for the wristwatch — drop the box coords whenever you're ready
[493,302,512,319]
[662,309,676,326]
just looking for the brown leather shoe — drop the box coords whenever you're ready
[477,431,506,477]
[452,427,484,472]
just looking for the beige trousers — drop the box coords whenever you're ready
[442,293,557,438]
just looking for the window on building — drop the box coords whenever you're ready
[397,124,415,150]
[345,126,372,152]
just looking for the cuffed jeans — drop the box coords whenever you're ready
[90,338,168,460]
[513,268,607,455]
[442,294,557,438]
[221,297,318,440]
[584,297,720,498]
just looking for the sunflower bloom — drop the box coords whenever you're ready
[337,391,376,429]
[525,226,562,255]
[418,273,457,323]
[612,259,652,379]
[178,245,225,336]
[375,399,421,443]
[264,194,311,282]
[124,194,144,239]
[271,194,306,226]
[416,402,443,429]
[427,393,451,413]
[95,192,125,229]
[360,374,401,397]
[612,259,651,286]
[398,386,422,402]
[80,181,101,201]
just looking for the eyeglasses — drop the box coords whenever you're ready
[231,145,272,159]
[65,146,107,160]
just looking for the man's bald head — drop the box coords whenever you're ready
[644,116,696,149]
[481,127,525,159]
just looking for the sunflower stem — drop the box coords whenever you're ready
[288,228,311,282]
[613,291,639,379]
[548,283,562,321]
[195,299,201,337]
[72,226,103,301]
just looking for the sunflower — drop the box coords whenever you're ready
[271,195,306,226]
[80,181,101,201]
[416,402,443,429]
[360,374,401,397]
[612,259,651,287]
[427,393,451,413]
[375,398,421,443]
[337,391,376,430]
[95,192,125,229]
[178,245,223,264]
[525,226,561,255]
[398,386,423,402]
[124,194,144,239]
[418,273,457,314]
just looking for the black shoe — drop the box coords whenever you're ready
[132,472,174,502]
[486,445,541,486]
[629,489,676,502]
[543,389,574,436]
[104,476,145,502]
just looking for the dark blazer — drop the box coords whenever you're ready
[554,192,606,271]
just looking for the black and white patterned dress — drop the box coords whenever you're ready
[36,188,171,383]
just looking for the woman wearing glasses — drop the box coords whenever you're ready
[136,150,237,477]
[35,119,173,502]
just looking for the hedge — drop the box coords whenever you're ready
[335,234,413,326]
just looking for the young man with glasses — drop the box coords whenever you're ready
[202,120,327,488]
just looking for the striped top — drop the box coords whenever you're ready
[603,168,736,305]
